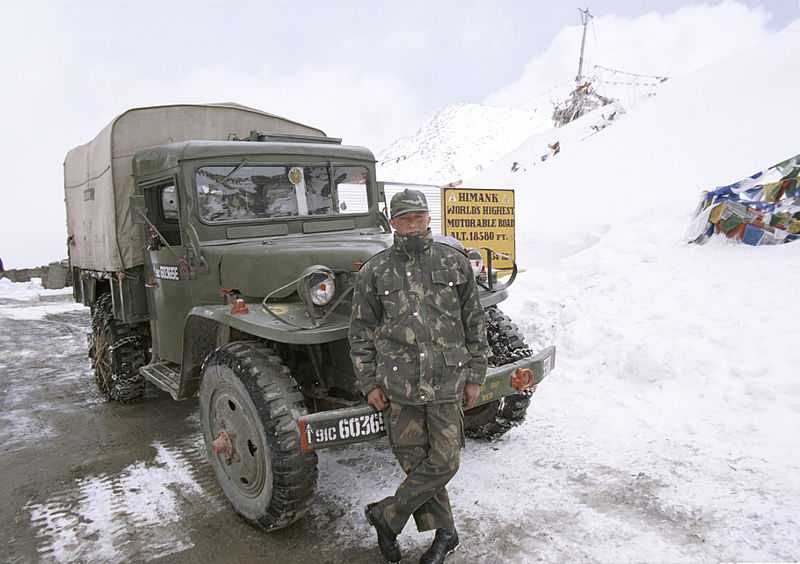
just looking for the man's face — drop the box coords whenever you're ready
[390,211,431,236]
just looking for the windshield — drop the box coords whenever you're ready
[196,164,370,223]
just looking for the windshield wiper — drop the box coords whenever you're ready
[218,158,248,188]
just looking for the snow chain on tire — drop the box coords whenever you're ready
[89,292,149,402]
[465,306,533,441]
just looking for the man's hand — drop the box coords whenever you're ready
[366,388,388,411]
[463,383,480,410]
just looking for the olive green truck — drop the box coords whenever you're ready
[64,103,555,531]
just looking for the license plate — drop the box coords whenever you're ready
[300,409,386,451]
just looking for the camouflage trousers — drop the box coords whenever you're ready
[380,401,464,534]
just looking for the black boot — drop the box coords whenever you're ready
[365,502,402,563]
[419,528,459,564]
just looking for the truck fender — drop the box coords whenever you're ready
[179,312,229,398]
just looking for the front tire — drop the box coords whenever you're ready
[464,306,533,440]
[199,341,318,531]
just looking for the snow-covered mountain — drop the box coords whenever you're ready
[376,103,552,185]
[375,71,660,188]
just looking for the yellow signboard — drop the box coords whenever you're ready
[441,187,515,270]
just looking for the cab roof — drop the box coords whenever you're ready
[133,139,376,178]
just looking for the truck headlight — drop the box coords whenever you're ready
[309,272,336,306]
[295,266,337,308]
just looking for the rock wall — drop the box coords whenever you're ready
[0,260,72,289]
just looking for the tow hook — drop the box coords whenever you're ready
[510,367,534,392]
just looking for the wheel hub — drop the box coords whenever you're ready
[208,387,267,498]
[211,430,233,461]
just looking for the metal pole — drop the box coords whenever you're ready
[576,8,593,84]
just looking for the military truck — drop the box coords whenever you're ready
[64,103,555,531]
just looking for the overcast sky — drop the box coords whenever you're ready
[0,1,796,268]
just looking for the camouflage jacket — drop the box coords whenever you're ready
[349,230,488,405]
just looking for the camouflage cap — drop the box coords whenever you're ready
[390,189,429,218]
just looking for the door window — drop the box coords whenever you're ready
[161,185,179,220]
[143,181,181,247]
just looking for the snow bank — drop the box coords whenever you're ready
[321,26,800,558]
[0,278,82,320]
[459,22,800,561]
[0,277,72,299]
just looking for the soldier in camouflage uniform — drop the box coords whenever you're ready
[349,189,488,564]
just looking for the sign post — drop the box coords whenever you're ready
[441,187,516,271]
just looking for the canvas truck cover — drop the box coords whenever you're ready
[64,103,327,272]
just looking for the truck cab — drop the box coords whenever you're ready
[129,137,393,401]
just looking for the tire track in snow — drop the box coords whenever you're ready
[26,439,225,563]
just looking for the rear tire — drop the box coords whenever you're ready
[464,306,533,441]
[89,292,148,402]
[199,341,318,531]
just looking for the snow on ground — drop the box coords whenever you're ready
[0,278,83,320]
[0,277,73,298]
[0,286,97,456]
[27,439,217,563]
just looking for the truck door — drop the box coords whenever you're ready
[141,179,192,364]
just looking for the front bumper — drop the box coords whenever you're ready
[298,345,556,452]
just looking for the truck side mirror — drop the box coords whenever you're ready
[376,181,391,228]
[377,181,387,209]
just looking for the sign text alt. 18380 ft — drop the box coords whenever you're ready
[441,187,515,270]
